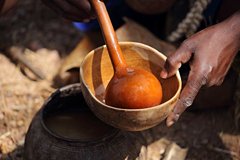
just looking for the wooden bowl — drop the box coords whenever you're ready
[80,42,182,131]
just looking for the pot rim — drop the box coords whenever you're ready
[40,83,120,143]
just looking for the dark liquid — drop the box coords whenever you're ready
[44,110,113,140]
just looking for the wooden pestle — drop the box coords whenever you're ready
[90,0,127,76]
[90,0,163,109]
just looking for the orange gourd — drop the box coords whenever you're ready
[91,0,162,109]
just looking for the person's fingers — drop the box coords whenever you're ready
[160,41,194,79]
[67,0,91,13]
[215,77,224,86]
[67,0,96,19]
[42,0,90,21]
[53,0,89,17]
[166,68,208,127]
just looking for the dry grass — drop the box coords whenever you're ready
[0,52,56,156]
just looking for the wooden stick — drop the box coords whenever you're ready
[90,0,127,76]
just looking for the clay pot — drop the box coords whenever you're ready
[80,42,182,131]
[24,83,141,160]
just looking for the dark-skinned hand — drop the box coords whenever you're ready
[160,11,240,127]
[41,0,96,22]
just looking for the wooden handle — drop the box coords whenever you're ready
[90,0,127,75]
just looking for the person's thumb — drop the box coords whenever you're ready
[160,42,193,79]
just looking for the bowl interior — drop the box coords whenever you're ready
[81,42,180,108]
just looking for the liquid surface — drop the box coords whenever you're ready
[44,110,113,140]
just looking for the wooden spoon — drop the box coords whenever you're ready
[90,0,163,109]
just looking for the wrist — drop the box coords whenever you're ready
[224,10,240,50]
[228,11,240,38]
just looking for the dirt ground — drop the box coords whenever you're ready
[0,0,239,160]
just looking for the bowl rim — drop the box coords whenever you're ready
[80,41,182,112]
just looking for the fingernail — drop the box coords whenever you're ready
[167,120,175,127]
[160,71,168,79]
[173,113,180,121]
